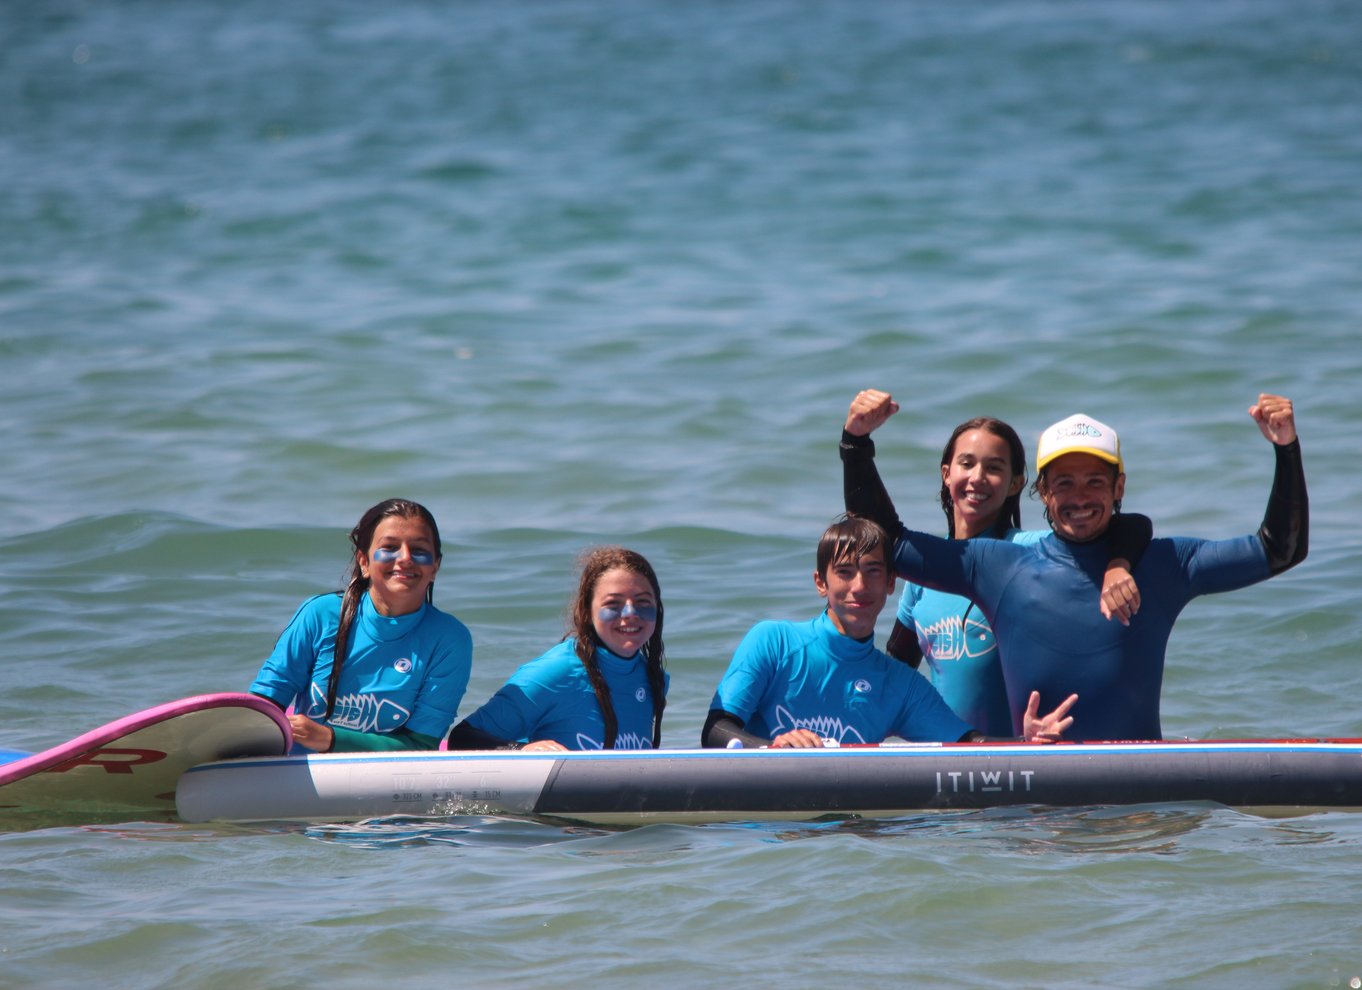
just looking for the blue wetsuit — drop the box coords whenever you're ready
[461,639,667,750]
[897,528,1045,737]
[844,432,1308,741]
[251,592,473,750]
[709,611,973,744]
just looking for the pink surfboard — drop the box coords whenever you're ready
[0,693,291,826]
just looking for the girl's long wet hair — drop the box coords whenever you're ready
[568,546,666,749]
[325,498,442,720]
[938,417,1027,539]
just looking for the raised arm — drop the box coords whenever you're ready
[840,390,907,538]
[1249,394,1308,574]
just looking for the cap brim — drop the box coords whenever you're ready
[1037,446,1123,472]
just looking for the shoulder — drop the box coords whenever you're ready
[1006,528,1049,547]
[876,653,925,690]
[738,618,813,651]
[952,534,1035,563]
[900,581,966,617]
[897,580,926,607]
[1152,533,1268,570]
[302,591,342,611]
[728,618,814,672]
[512,640,587,684]
[289,592,342,626]
[423,605,473,643]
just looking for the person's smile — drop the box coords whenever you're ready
[362,518,440,615]
[592,568,658,657]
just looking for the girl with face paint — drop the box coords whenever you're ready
[249,499,473,753]
[448,547,668,752]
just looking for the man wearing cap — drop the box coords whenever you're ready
[839,391,1308,741]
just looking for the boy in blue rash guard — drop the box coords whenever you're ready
[702,515,1077,749]
[842,391,1308,742]
[886,416,1152,737]
[251,498,473,753]
[448,546,668,751]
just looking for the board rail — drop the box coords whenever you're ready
[176,738,1362,825]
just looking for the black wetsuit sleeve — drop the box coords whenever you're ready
[840,430,907,540]
[1106,513,1153,569]
[885,619,924,668]
[1259,439,1308,574]
[446,718,522,751]
[702,710,771,749]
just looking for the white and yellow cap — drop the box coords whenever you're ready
[1036,414,1123,473]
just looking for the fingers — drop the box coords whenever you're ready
[1100,570,1140,626]
[523,739,569,752]
[287,714,331,751]
[844,389,900,436]
[1100,590,1130,624]
[771,729,827,749]
[1101,590,1137,625]
[1043,716,1074,740]
[1249,393,1297,445]
[1022,691,1078,743]
[1050,692,1079,720]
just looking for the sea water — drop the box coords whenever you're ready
[2,1,1361,987]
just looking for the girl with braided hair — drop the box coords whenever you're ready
[448,546,668,751]
[250,498,473,752]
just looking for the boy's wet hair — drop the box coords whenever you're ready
[816,513,889,578]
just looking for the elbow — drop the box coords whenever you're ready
[700,710,724,748]
[1260,521,1309,576]
[702,709,744,748]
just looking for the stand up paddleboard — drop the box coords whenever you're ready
[177,738,1362,826]
[0,693,291,827]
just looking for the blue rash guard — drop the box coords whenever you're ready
[250,592,473,749]
[897,528,1045,737]
[463,638,667,750]
[710,611,973,744]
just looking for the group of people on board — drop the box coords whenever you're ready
[249,392,1308,754]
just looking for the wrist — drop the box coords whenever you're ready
[839,429,875,457]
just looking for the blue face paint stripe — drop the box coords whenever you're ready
[371,547,436,565]
[598,602,658,623]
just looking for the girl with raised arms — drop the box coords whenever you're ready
[448,546,668,751]
[250,498,473,752]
